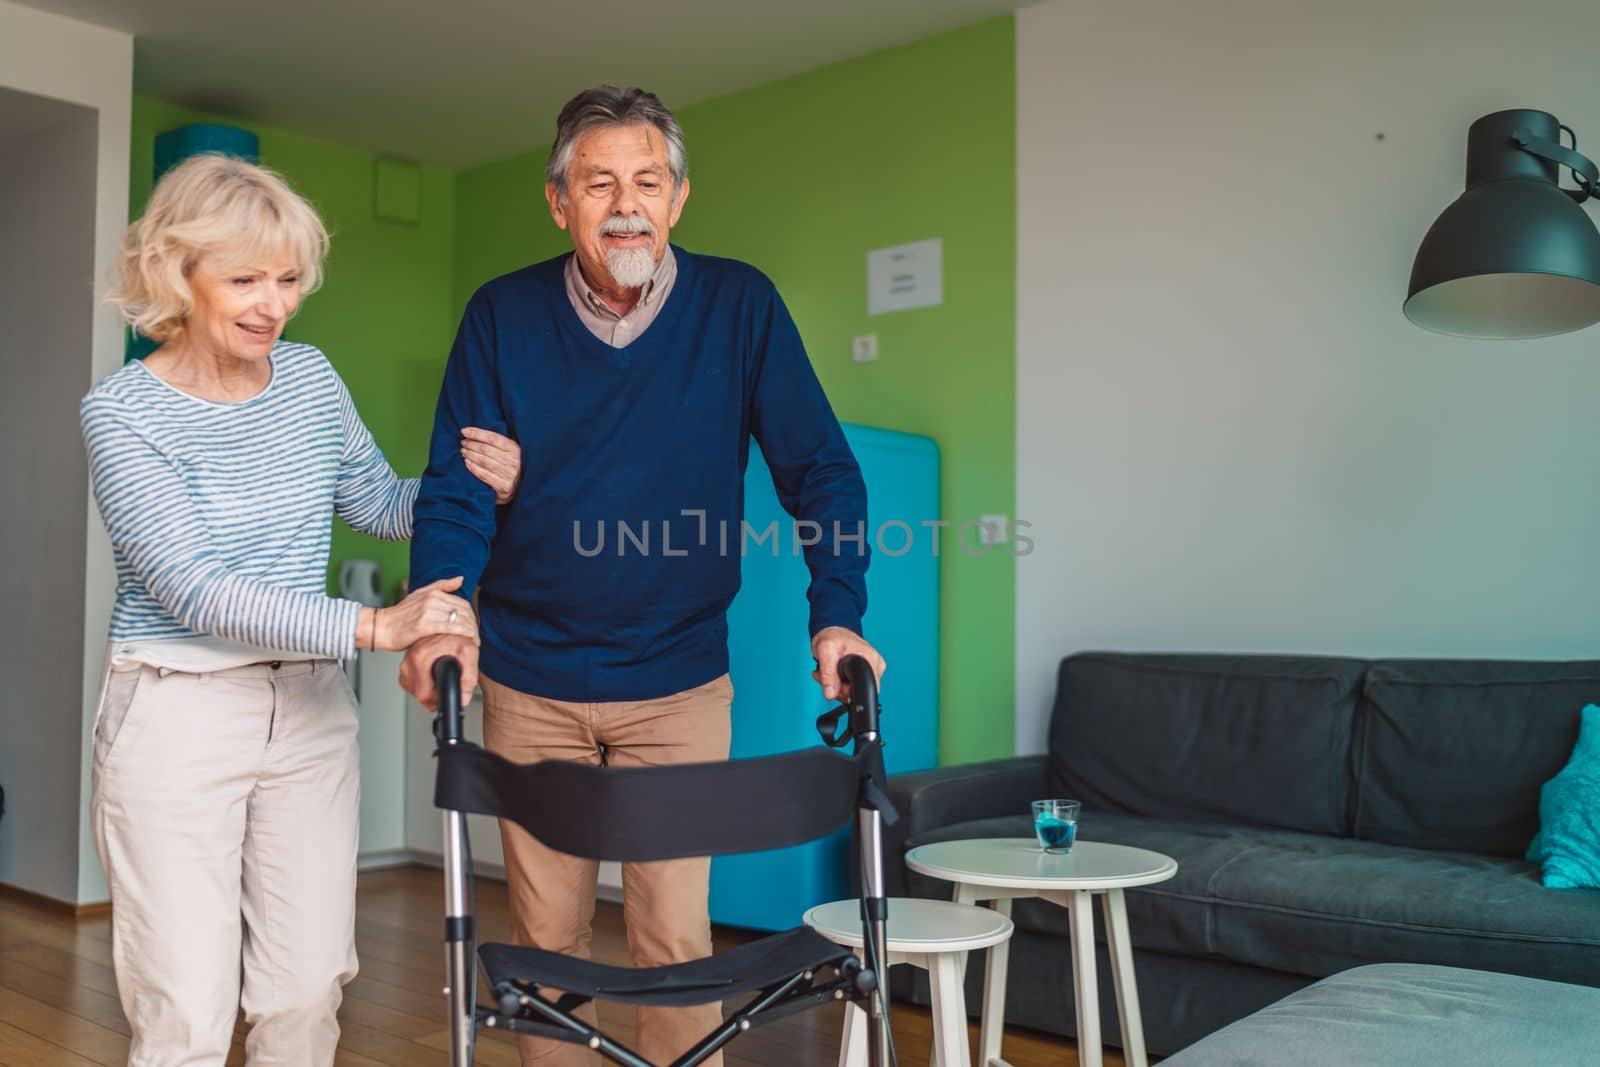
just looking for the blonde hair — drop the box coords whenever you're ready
[108,153,330,343]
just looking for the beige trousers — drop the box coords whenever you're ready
[481,672,734,1067]
[90,659,361,1067]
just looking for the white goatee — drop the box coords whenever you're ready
[599,215,657,289]
[606,246,656,289]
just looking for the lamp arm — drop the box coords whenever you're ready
[1511,128,1599,203]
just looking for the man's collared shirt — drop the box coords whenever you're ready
[563,246,678,349]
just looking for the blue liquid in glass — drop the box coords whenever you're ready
[1035,816,1077,851]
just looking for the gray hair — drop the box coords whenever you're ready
[545,85,688,201]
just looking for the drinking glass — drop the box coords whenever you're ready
[1032,799,1081,854]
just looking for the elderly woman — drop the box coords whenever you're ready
[80,153,518,1065]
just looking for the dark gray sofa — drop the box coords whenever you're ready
[885,653,1600,1055]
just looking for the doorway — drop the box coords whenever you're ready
[0,84,98,902]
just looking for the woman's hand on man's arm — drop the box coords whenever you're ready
[460,427,521,504]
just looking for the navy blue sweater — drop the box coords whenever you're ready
[410,249,869,701]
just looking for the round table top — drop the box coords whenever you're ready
[906,838,1178,891]
[803,897,1014,954]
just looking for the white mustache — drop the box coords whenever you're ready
[600,216,654,236]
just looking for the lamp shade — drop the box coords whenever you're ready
[1405,109,1600,339]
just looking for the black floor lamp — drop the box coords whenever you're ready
[1406,108,1600,339]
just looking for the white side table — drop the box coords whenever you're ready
[804,898,1014,1067]
[906,839,1178,1067]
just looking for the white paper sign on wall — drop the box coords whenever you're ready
[868,238,943,315]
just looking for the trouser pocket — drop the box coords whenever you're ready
[92,665,147,770]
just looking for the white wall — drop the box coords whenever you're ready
[353,651,410,865]
[0,0,131,903]
[1016,0,1600,751]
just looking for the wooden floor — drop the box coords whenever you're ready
[0,867,1113,1066]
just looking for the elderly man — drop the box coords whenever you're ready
[401,85,884,1067]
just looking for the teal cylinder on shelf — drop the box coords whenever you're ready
[153,123,259,181]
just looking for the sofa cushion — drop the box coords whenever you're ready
[1356,659,1600,857]
[1207,830,1600,986]
[1048,653,1364,836]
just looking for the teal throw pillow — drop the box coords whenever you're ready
[1527,704,1600,889]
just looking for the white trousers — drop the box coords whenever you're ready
[91,658,361,1066]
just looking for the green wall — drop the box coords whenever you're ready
[130,98,457,602]
[452,18,1016,763]
[452,150,569,314]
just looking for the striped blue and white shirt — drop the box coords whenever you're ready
[81,341,417,669]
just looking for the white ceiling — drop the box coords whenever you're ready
[21,0,1027,170]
